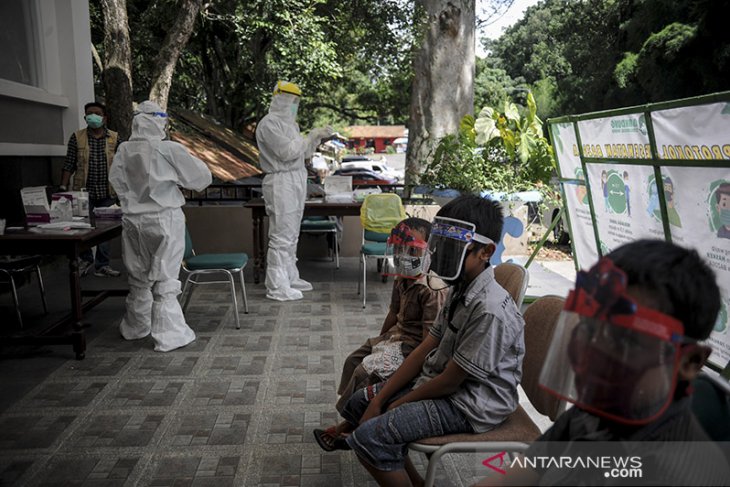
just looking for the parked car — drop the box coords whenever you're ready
[333,168,398,187]
[340,156,404,182]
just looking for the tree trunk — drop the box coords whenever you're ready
[405,0,476,191]
[148,0,204,110]
[101,0,133,141]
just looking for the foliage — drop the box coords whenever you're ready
[90,0,416,132]
[419,92,555,195]
[484,0,730,118]
[474,57,527,112]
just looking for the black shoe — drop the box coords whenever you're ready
[313,428,351,452]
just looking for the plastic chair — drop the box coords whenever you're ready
[494,262,529,307]
[357,193,406,308]
[300,216,339,269]
[0,255,48,328]
[181,229,249,329]
[407,295,566,487]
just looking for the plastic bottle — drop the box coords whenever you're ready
[78,188,90,219]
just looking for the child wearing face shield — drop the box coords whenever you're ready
[313,218,448,451]
[326,195,526,486]
[477,239,730,486]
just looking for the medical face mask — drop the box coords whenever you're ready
[385,223,428,279]
[720,207,730,226]
[425,217,494,281]
[85,114,103,129]
[539,257,696,425]
[290,99,299,118]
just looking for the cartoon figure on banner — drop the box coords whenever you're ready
[647,175,682,228]
[623,171,631,217]
[601,170,609,212]
[574,168,588,205]
[709,181,730,239]
[715,300,728,334]
[647,179,659,218]
[604,169,627,215]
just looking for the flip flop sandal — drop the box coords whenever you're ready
[313,428,351,452]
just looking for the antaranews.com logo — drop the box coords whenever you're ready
[483,452,643,479]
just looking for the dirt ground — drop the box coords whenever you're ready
[528,240,573,261]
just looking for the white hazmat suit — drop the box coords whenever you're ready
[109,100,212,351]
[256,83,332,301]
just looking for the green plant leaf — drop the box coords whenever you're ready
[503,102,520,124]
[475,116,498,145]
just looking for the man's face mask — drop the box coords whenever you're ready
[721,208,730,226]
[539,257,698,425]
[719,195,730,225]
[290,97,300,118]
[424,217,493,282]
[384,223,428,279]
[85,113,103,129]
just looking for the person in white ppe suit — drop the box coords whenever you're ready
[109,100,212,352]
[256,81,334,301]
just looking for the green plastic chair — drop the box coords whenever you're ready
[181,229,249,329]
[357,193,406,308]
[300,216,339,269]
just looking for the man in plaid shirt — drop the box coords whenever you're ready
[60,102,121,277]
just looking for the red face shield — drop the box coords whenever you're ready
[385,223,428,279]
[539,258,696,425]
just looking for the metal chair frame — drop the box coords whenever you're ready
[0,257,48,328]
[181,240,249,330]
[300,218,340,269]
[357,229,391,308]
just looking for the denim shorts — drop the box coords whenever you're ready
[341,382,474,472]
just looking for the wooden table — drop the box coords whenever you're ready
[0,221,125,359]
[244,198,362,284]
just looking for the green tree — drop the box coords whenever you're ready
[483,0,730,118]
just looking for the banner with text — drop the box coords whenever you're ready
[549,95,730,369]
[550,122,598,270]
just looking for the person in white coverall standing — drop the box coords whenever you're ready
[109,100,212,352]
[256,81,334,301]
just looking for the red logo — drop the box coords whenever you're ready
[482,452,508,475]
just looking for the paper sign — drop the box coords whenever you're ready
[21,186,50,224]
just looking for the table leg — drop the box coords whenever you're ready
[252,213,262,284]
[68,253,86,360]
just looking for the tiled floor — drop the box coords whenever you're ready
[0,257,552,486]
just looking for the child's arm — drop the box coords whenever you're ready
[420,287,447,340]
[386,359,467,410]
[359,334,439,424]
[380,279,402,335]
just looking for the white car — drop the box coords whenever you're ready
[340,156,404,182]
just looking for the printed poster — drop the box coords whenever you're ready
[585,163,666,255]
[660,167,730,367]
[550,122,598,270]
[577,114,652,161]
[652,102,730,161]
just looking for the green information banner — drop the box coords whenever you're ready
[548,92,730,370]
